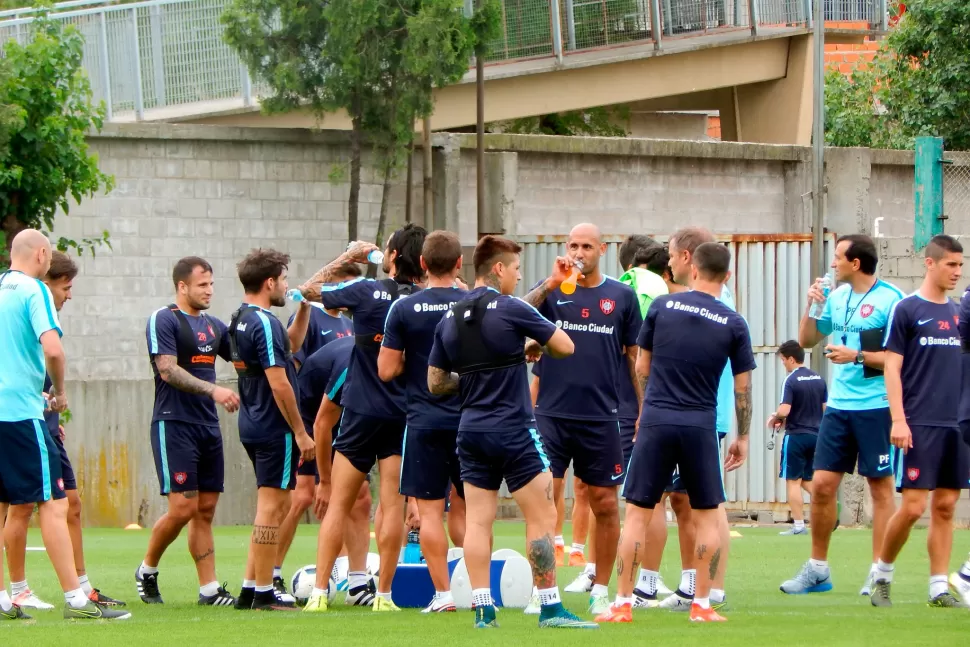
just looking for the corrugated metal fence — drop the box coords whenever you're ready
[511,233,835,510]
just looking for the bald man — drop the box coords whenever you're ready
[0,230,129,620]
[522,223,644,616]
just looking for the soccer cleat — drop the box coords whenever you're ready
[780,562,833,594]
[658,590,693,611]
[689,603,726,622]
[632,588,658,609]
[860,569,875,596]
[475,604,499,628]
[563,571,594,593]
[252,590,298,611]
[346,584,376,607]
[0,604,31,620]
[869,580,892,607]
[199,584,236,607]
[373,595,401,612]
[234,588,254,610]
[588,591,610,615]
[134,567,164,604]
[949,571,970,606]
[272,576,289,598]
[594,601,633,623]
[64,601,132,620]
[421,594,457,613]
[712,597,729,612]
[568,551,587,567]
[780,526,808,536]
[302,592,329,613]
[89,589,126,607]
[12,589,54,610]
[555,544,565,566]
[656,576,673,597]
[928,591,967,608]
[524,590,541,615]
[539,605,600,628]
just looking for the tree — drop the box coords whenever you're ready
[0,14,113,256]
[223,0,498,249]
[825,0,970,150]
[491,106,631,137]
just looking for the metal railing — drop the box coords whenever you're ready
[0,0,888,121]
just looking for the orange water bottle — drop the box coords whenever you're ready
[559,260,584,295]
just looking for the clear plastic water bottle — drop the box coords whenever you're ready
[346,242,383,265]
[809,271,833,320]
[286,288,306,303]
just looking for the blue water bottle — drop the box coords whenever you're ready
[402,530,423,564]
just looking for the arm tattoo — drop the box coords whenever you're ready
[193,547,214,563]
[428,366,460,395]
[527,534,557,589]
[522,279,552,308]
[627,351,643,403]
[637,374,648,398]
[305,254,357,288]
[709,547,721,580]
[735,381,753,437]
[155,356,216,397]
[252,525,279,545]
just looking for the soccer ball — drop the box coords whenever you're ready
[290,565,338,605]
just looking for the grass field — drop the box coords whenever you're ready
[6,522,970,645]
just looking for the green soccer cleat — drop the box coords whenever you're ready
[474,605,498,628]
[928,592,968,608]
[588,591,610,616]
[869,580,892,608]
[538,605,600,629]
[64,601,132,620]
[0,604,31,621]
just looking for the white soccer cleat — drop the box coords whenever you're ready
[524,589,541,615]
[656,576,673,596]
[563,571,594,594]
[949,572,970,606]
[859,569,875,597]
[12,589,54,610]
[657,591,693,611]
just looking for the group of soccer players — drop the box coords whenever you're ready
[5,220,970,626]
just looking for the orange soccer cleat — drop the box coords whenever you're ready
[568,551,587,567]
[689,603,727,622]
[594,601,632,623]
[555,543,565,566]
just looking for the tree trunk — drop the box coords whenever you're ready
[348,112,362,244]
[404,141,413,224]
[1,207,26,265]
[367,162,394,279]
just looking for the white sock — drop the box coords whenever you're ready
[637,568,659,595]
[65,588,89,609]
[349,571,368,589]
[710,588,725,603]
[538,586,561,606]
[591,584,609,598]
[472,588,493,608]
[334,555,349,574]
[680,569,696,596]
[200,581,220,597]
[435,590,454,607]
[571,543,584,554]
[272,566,282,579]
[694,596,710,609]
[10,580,28,597]
[870,562,879,574]
[930,574,949,599]
[255,584,273,593]
[583,563,596,576]
[554,535,564,546]
[875,559,894,583]
[809,558,828,571]
[78,574,94,595]
[0,591,11,612]
[615,595,632,606]
[794,519,805,530]
[242,579,256,589]
[312,586,328,598]
[139,562,159,578]
[377,591,392,600]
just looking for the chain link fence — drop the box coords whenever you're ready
[943,153,970,233]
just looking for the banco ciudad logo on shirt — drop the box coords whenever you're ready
[665,299,729,325]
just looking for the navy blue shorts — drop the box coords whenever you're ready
[151,420,225,495]
[332,409,405,475]
[401,426,463,500]
[458,427,550,493]
[619,420,636,475]
[297,418,317,478]
[780,433,818,481]
[895,425,969,492]
[666,431,726,494]
[52,433,77,491]
[534,414,625,487]
[961,420,970,447]
[813,407,894,478]
[0,420,66,505]
[623,423,725,510]
[243,434,299,490]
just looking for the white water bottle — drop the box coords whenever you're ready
[809,272,833,320]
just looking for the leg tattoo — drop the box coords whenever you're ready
[709,548,721,581]
[252,525,279,545]
[528,534,557,589]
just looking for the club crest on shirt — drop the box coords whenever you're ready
[599,298,615,315]
[174,472,187,485]
[907,467,920,482]
[860,304,874,318]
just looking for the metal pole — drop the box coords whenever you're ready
[649,0,663,50]
[550,0,563,63]
[131,7,144,121]
[476,0,485,237]
[99,11,112,121]
[810,0,825,375]
[747,0,759,35]
[423,115,433,230]
[565,0,576,51]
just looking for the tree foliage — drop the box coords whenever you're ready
[825,0,970,150]
[0,14,113,255]
[495,106,631,138]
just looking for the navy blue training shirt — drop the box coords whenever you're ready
[780,366,827,434]
[382,286,466,430]
[321,277,409,419]
[958,286,970,423]
[288,306,353,366]
[147,307,231,425]
[232,304,299,443]
[534,277,642,421]
[885,294,961,427]
[297,335,354,434]
[637,291,756,429]
[429,287,558,432]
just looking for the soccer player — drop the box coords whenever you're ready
[869,235,967,608]
[226,248,316,611]
[3,252,125,611]
[378,230,466,613]
[287,265,357,370]
[136,257,242,607]
[523,223,642,617]
[768,340,827,536]
[0,229,128,621]
[596,242,755,624]
[950,283,970,604]
[427,234,596,629]
[781,234,905,596]
[300,226,427,613]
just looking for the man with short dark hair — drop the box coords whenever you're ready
[870,235,967,608]
[137,256,242,607]
[378,230,466,613]
[769,340,826,536]
[619,234,660,272]
[782,233,905,596]
[227,248,315,611]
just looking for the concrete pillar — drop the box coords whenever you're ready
[783,159,813,232]
[484,152,518,236]
[432,142,460,234]
[824,147,872,237]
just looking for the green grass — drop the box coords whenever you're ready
[6,522,970,645]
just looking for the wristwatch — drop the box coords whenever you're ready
[854,351,865,365]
